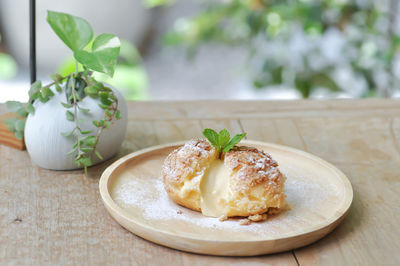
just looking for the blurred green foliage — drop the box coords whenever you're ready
[143,0,175,8]
[164,0,400,98]
[0,53,18,80]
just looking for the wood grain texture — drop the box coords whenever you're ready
[241,114,400,266]
[0,113,25,150]
[99,141,352,256]
[1,100,399,265]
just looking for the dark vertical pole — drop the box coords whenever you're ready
[29,0,36,84]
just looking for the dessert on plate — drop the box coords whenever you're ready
[162,128,286,222]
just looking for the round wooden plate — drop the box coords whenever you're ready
[99,140,353,256]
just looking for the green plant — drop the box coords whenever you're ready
[5,10,123,174]
[164,0,400,98]
[202,128,246,158]
[57,39,149,100]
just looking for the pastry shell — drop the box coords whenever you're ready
[162,139,286,217]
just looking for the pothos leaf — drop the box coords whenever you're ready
[74,34,120,77]
[47,11,93,51]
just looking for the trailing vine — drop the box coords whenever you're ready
[5,10,122,174]
[62,71,121,174]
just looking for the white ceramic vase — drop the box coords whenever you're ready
[24,86,127,170]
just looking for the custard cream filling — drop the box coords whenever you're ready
[179,172,202,198]
[200,159,232,217]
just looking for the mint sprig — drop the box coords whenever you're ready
[202,128,246,154]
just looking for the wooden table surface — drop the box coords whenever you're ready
[1,99,399,265]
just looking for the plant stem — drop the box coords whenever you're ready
[65,72,120,174]
[37,75,68,90]
[386,0,398,98]
[90,96,119,158]
[70,74,82,157]
[75,60,79,76]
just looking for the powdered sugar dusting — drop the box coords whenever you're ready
[111,161,343,239]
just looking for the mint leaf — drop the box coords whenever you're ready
[218,129,230,148]
[203,128,247,153]
[222,133,246,153]
[203,128,219,150]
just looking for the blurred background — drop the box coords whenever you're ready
[0,0,400,102]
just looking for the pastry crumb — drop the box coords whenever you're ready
[267,207,281,215]
[282,203,291,211]
[248,213,268,222]
[218,215,228,222]
[177,210,183,214]
[239,219,251,225]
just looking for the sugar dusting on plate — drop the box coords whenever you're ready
[111,164,341,238]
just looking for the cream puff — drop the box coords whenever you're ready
[162,139,286,219]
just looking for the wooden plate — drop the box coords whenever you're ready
[99,141,353,256]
